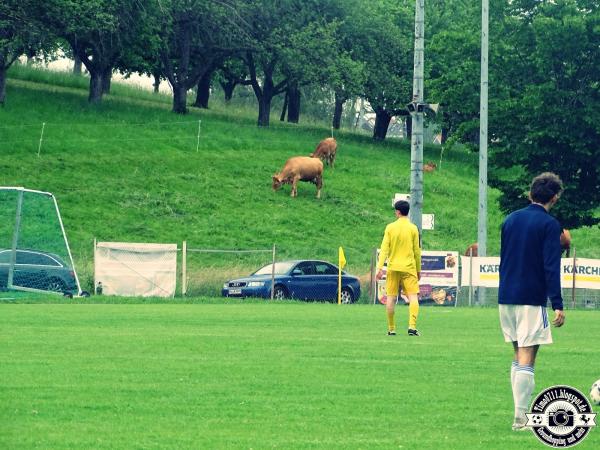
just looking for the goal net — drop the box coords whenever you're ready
[0,187,82,295]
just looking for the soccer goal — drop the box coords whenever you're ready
[0,187,83,296]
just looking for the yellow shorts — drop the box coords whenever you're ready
[385,270,420,296]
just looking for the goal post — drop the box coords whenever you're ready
[0,187,83,296]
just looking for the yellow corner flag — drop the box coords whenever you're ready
[338,246,347,269]
[338,247,346,304]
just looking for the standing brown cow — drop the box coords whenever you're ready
[272,156,323,198]
[464,243,478,257]
[560,228,571,256]
[310,137,337,168]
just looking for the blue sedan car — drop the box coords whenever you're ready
[222,259,361,303]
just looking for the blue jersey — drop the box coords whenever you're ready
[498,204,564,310]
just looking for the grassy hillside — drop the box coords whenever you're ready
[1,66,598,294]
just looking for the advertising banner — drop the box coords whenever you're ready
[376,250,458,306]
[420,251,459,286]
[460,256,500,288]
[461,257,600,290]
[561,258,600,290]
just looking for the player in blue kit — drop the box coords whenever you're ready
[498,172,566,431]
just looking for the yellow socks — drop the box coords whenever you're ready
[386,310,395,332]
[409,299,419,329]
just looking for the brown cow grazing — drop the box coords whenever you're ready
[272,156,323,198]
[310,137,337,168]
[423,161,437,172]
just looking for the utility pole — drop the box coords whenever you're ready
[409,0,425,234]
[478,0,489,303]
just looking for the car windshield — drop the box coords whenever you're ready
[253,261,296,276]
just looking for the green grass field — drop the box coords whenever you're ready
[1,303,598,449]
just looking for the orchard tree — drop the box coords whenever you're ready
[0,0,48,105]
[490,0,600,229]
[215,57,251,103]
[353,1,414,140]
[41,0,147,103]
[152,0,247,114]
[311,0,365,130]
[243,0,339,127]
[426,0,482,146]
[279,18,339,123]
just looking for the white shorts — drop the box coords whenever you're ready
[499,304,553,347]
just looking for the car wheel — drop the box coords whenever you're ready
[273,285,288,300]
[46,278,66,292]
[340,288,354,304]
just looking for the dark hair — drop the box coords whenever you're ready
[394,200,410,215]
[530,172,563,204]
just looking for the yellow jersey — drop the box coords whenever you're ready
[377,217,421,274]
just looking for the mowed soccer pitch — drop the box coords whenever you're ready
[1,303,599,450]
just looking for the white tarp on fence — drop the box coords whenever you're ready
[94,242,177,297]
[460,257,600,290]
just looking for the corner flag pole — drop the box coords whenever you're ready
[338,247,347,305]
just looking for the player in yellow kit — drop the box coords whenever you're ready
[376,200,422,336]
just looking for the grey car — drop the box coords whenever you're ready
[0,249,78,293]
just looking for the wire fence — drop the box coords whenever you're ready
[452,286,600,310]
[178,244,599,308]
[182,244,361,303]
[183,244,275,298]
[0,119,347,158]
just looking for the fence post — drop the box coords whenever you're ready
[571,247,576,308]
[37,122,46,157]
[182,240,187,296]
[196,120,201,152]
[93,237,97,293]
[369,247,375,304]
[468,248,473,306]
[270,244,276,300]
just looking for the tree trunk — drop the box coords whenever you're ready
[101,68,112,94]
[280,91,288,121]
[172,84,188,114]
[153,72,161,93]
[441,126,448,144]
[89,71,104,103]
[287,85,300,123]
[333,93,345,130]
[193,71,211,108]
[73,54,82,76]
[405,115,412,141]
[257,95,272,127]
[373,109,392,141]
[221,81,235,102]
[0,67,6,106]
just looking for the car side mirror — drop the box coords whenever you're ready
[292,269,303,276]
